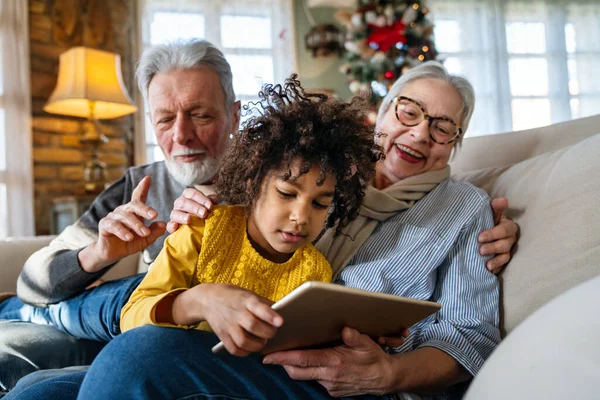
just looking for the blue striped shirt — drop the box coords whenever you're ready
[336,178,501,400]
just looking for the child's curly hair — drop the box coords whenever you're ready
[215,74,383,233]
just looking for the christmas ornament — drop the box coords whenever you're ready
[349,80,361,94]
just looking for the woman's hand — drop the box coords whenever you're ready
[167,188,218,233]
[180,284,283,357]
[479,197,519,274]
[79,176,166,273]
[263,327,395,397]
[377,328,409,348]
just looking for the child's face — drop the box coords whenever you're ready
[247,160,336,263]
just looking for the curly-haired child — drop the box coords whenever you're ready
[120,75,382,356]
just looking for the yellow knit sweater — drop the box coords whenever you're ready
[120,205,332,332]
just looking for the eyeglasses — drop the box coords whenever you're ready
[393,96,463,144]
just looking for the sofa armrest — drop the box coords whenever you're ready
[0,236,141,293]
[0,236,54,293]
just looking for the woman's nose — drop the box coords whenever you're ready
[410,119,430,142]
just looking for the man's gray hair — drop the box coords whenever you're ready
[136,39,235,110]
[378,61,475,138]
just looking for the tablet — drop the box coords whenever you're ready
[211,281,441,355]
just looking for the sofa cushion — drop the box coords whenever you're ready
[454,132,600,335]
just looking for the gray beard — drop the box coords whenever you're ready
[164,156,220,187]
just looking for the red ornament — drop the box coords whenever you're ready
[366,20,407,53]
[384,71,394,79]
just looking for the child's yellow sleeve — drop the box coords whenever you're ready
[120,219,204,332]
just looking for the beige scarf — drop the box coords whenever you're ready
[316,166,450,277]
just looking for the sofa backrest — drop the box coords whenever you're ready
[451,114,600,173]
[451,115,600,336]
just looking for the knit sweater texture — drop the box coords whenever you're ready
[121,205,332,332]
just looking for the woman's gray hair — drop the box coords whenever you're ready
[378,61,475,139]
[136,39,235,110]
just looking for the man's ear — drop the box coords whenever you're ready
[231,100,241,133]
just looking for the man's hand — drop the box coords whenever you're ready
[263,327,394,397]
[167,188,217,233]
[79,176,166,273]
[479,197,519,274]
[176,284,283,357]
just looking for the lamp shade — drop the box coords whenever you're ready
[44,47,137,119]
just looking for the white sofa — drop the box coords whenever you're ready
[1,115,599,396]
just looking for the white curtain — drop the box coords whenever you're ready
[0,1,34,238]
[135,0,297,165]
[428,0,600,137]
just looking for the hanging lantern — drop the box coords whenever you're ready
[305,24,345,57]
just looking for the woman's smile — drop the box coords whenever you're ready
[395,143,426,164]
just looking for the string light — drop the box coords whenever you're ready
[412,3,419,9]
[418,54,425,61]
[422,46,429,52]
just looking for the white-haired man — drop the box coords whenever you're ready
[0,39,240,392]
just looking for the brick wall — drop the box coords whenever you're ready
[30,0,138,235]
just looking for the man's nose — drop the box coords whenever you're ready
[172,115,196,145]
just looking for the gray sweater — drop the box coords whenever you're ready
[17,162,186,307]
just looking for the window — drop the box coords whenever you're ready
[0,1,34,238]
[0,107,7,238]
[431,0,600,137]
[136,0,296,164]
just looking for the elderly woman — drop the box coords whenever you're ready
[4,62,504,400]
[64,61,500,400]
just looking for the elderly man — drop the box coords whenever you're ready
[0,39,239,392]
[18,40,239,308]
[0,38,516,396]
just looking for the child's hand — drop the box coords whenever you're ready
[198,284,283,356]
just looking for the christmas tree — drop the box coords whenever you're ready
[336,0,437,105]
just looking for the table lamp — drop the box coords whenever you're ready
[44,47,137,193]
